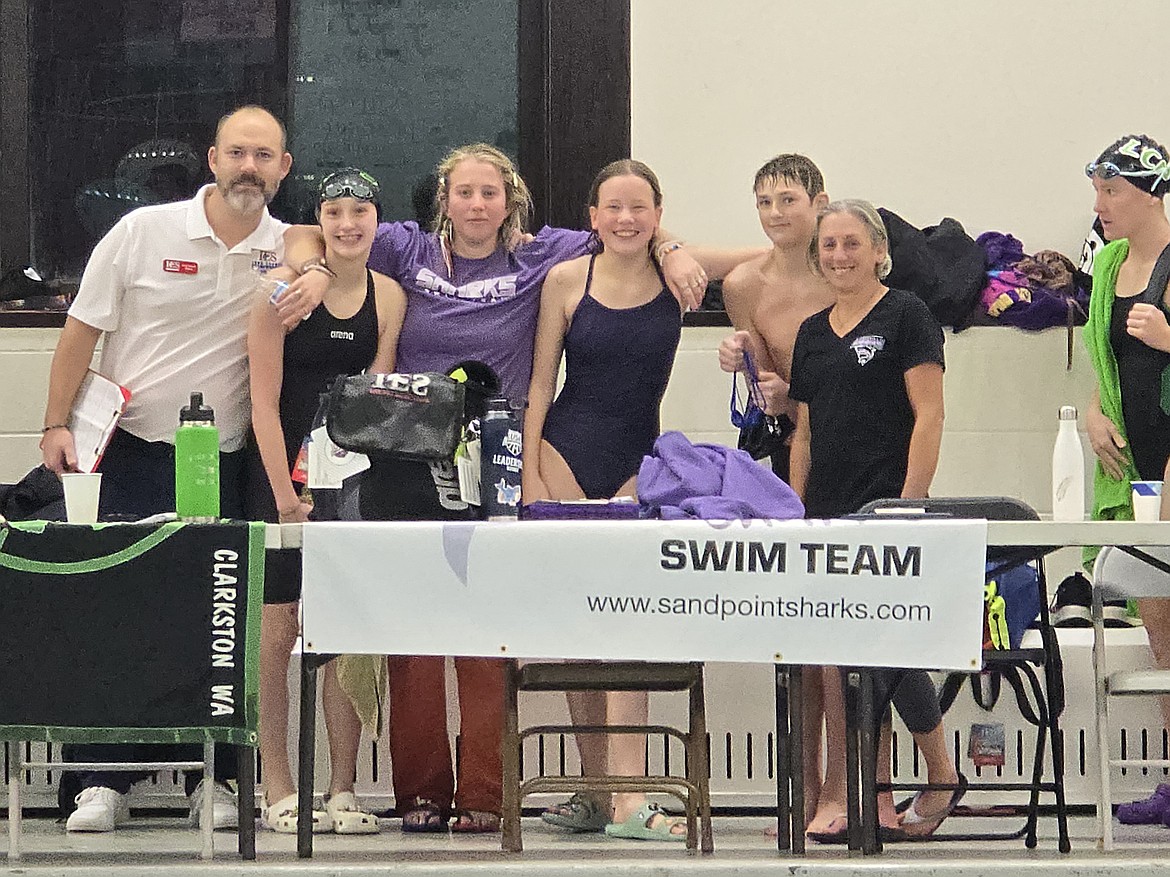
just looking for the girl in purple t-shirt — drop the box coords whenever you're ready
[278,144,731,834]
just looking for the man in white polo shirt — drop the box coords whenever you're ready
[40,105,292,833]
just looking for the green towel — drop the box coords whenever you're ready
[335,653,387,739]
[1082,239,1138,568]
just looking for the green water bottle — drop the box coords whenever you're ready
[175,392,220,522]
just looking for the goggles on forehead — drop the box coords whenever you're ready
[1085,161,1161,183]
[320,171,380,202]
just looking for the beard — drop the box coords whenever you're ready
[218,173,272,214]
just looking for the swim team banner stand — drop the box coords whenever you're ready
[301,518,989,670]
[295,517,988,858]
[0,520,265,861]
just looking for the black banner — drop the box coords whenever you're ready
[0,521,262,744]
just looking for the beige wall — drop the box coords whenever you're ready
[0,325,1095,526]
[632,0,1170,255]
[0,330,60,484]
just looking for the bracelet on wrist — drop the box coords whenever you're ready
[655,240,685,261]
[41,424,69,433]
[304,263,336,279]
[299,258,336,278]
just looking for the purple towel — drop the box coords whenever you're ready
[976,231,1025,272]
[637,431,805,520]
[520,499,645,520]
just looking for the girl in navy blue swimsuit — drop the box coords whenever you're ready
[523,160,685,840]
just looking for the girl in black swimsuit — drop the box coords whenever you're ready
[248,169,406,835]
[1083,133,1170,825]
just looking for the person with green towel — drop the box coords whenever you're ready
[1082,132,1170,827]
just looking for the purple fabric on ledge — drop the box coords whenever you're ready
[637,431,805,520]
[520,500,646,520]
[976,231,1026,272]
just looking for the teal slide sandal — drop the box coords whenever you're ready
[603,803,687,841]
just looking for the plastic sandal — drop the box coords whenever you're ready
[541,793,609,833]
[603,803,687,841]
[450,809,500,833]
[262,792,330,834]
[324,791,380,834]
[400,798,448,833]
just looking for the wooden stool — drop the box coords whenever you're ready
[501,660,712,852]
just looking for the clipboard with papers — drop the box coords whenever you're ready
[68,370,131,473]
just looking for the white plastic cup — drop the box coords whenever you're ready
[62,472,102,523]
[1131,480,1163,523]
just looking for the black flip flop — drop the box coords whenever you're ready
[898,773,968,839]
[806,827,849,845]
[806,816,848,845]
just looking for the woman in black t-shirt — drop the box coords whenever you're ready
[789,200,960,841]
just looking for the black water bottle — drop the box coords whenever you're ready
[480,398,522,520]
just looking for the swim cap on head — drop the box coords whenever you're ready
[319,168,381,204]
[1086,134,1170,197]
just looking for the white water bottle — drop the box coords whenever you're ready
[1052,405,1085,522]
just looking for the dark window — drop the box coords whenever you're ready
[1,0,637,313]
[28,0,288,280]
[282,0,517,226]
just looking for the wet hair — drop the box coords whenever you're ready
[433,143,533,262]
[809,199,893,280]
[753,154,824,199]
[215,105,287,152]
[588,159,663,208]
[584,159,663,255]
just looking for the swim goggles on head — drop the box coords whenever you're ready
[730,349,768,429]
[1085,161,1161,183]
[319,169,380,202]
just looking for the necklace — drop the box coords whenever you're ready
[829,287,886,335]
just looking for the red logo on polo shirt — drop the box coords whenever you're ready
[163,259,198,275]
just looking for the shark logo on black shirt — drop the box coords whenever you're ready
[850,335,885,365]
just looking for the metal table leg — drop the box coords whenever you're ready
[237,745,256,860]
[201,741,215,860]
[858,670,880,855]
[7,741,23,862]
[297,655,321,859]
[790,665,805,855]
[844,670,861,853]
[774,664,791,851]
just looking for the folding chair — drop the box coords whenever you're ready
[500,661,712,852]
[854,497,1070,852]
[1091,544,1170,849]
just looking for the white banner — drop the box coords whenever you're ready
[302,518,987,671]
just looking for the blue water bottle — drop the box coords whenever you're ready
[480,398,522,520]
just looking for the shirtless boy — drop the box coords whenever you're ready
[717,154,836,480]
[717,154,838,832]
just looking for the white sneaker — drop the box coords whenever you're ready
[188,779,239,830]
[66,786,130,832]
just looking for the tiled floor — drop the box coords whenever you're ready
[3,813,1170,876]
